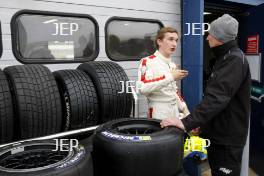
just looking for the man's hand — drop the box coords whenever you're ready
[171,69,188,81]
[160,117,185,131]
[191,127,200,136]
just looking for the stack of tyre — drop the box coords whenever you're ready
[0,61,132,143]
[0,61,133,175]
[0,62,184,176]
[0,118,185,176]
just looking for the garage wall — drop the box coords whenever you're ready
[0,0,182,117]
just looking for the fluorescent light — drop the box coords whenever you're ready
[43,19,58,24]
[204,12,212,15]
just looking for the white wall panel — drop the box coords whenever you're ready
[33,0,181,14]
[0,0,182,115]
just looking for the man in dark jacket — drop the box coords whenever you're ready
[161,14,251,176]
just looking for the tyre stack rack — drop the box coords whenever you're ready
[0,124,99,149]
[0,62,137,175]
[0,62,134,142]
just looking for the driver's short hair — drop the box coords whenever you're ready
[155,27,178,49]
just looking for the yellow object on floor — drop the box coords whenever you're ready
[184,136,208,159]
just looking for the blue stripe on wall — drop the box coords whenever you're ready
[182,0,204,110]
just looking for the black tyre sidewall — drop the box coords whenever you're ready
[0,140,93,176]
[0,69,14,144]
[53,69,99,130]
[4,65,62,140]
[53,71,71,131]
[93,118,184,176]
[78,62,133,123]
[78,63,106,121]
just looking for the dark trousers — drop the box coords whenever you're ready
[207,143,244,176]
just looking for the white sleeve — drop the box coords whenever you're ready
[176,90,190,117]
[137,59,174,96]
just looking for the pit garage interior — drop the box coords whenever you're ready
[182,0,264,175]
[0,0,263,175]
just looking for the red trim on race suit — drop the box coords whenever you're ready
[176,91,184,102]
[141,59,147,81]
[140,57,165,83]
[142,75,166,83]
[148,55,156,59]
[141,59,147,66]
[141,75,145,81]
[148,107,153,118]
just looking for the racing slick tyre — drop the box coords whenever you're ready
[0,69,14,144]
[92,118,184,176]
[0,139,93,176]
[53,69,99,131]
[4,65,62,140]
[78,61,133,123]
[79,135,94,153]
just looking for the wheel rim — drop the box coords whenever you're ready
[0,143,74,172]
[112,120,162,135]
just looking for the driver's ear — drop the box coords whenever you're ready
[157,39,162,47]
